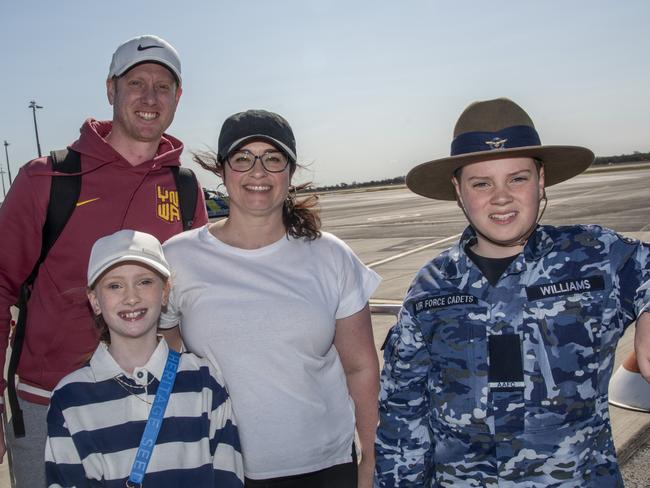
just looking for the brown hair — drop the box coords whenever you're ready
[193,150,322,240]
[92,312,111,345]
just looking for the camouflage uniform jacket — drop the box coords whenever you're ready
[375,224,650,487]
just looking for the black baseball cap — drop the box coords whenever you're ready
[218,110,296,162]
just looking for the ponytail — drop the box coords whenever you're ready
[283,183,321,240]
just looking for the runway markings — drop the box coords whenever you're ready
[367,213,421,222]
[547,187,602,206]
[367,233,462,268]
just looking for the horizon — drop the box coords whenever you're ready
[2,1,649,200]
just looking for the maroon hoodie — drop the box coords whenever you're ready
[0,119,208,406]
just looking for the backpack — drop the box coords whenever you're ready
[8,148,198,437]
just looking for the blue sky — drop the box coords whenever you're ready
[1,1,649,196]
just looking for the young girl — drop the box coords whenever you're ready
[45,229,243,487]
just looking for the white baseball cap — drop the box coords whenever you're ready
[87,230,171,287]
[108,34,181,84]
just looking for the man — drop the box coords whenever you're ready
[0,34,207,486]
[375,98,650,487]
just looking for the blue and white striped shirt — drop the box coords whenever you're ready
[45,339,243,487]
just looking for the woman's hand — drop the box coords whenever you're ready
[357,449,375,488]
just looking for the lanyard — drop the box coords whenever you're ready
[126,350,181,487]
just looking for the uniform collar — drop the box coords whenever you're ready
[90,337,170,382]
[442,225,555,280]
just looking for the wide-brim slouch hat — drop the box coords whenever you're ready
[406,98,594,200]
[218,109,296,162]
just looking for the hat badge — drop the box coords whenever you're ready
[485,137,508,150]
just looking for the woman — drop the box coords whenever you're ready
[160,110,381,488]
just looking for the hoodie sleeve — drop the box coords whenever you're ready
[0,160,51,408]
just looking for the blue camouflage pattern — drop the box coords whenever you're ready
[375,224,650,487]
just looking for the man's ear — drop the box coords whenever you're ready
[106,78,116,106]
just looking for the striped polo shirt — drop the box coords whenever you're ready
[45,339,243,487]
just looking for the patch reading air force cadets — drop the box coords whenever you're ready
[414,293,476,313]
[526,275,605,301]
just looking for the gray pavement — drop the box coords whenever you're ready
[622,436,650,487]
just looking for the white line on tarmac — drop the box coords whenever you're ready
[367,213,422,222]
[367,233,462,268]
[547,187,602,206]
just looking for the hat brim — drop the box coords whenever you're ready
[227,135,297,162]
[88,255,171,288]
[113,59,182,85]
[406,145,594,200]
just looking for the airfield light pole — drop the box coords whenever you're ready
[0,166,6,198]
[4,140,12,184]
[28,100,43,158]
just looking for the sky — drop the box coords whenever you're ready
[1,1,649,198]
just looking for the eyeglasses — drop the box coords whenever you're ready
[226,150,290,173]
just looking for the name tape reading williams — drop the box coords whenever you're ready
[526,276,604,301]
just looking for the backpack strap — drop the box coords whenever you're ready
[170,166,198,231]
[8,149,81,437]
[42,150,83,260]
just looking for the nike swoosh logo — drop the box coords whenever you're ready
[76,198,100,207]
[137,44,163,51]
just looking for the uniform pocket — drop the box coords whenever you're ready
[423,302,488,432]
[524,287,608,429]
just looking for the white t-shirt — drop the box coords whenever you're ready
[160,226,381,479]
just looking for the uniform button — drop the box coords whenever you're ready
[136,371,144,379]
